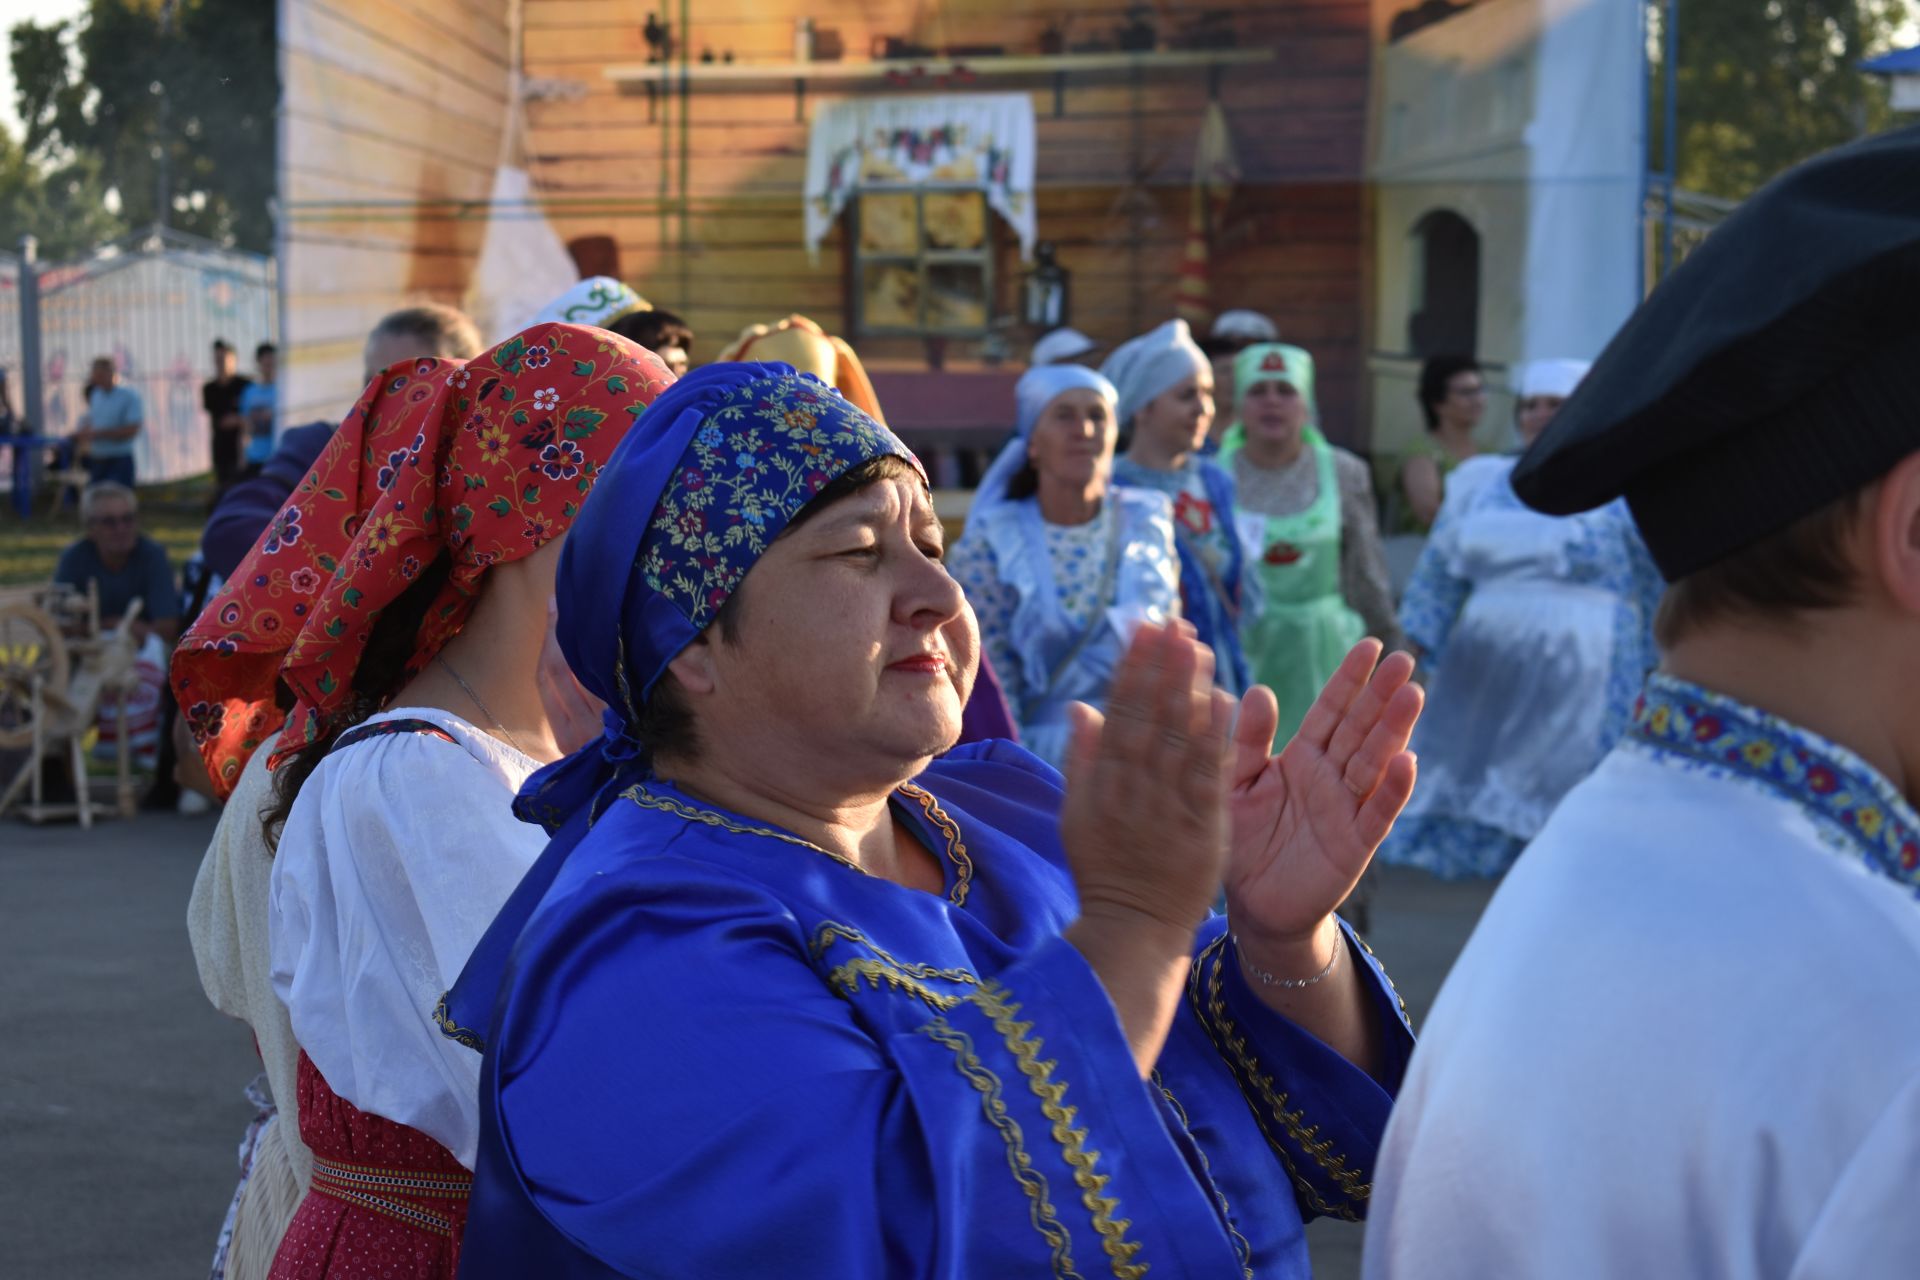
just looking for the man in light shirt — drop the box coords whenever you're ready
[239,342,278,473]
[77,356,144,487]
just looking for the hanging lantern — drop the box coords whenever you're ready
[1022,242,1071,330]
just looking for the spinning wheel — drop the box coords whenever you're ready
[0,602,69,751]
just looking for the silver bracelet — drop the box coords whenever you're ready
[1232,931,1341,989]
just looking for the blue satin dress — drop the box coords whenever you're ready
[449,740,1412,1278]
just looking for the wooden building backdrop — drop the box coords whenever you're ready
[281,0,1375,449]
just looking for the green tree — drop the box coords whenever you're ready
[1653,0,1916,200]
[0,128,122,261]
[10,0,275,252]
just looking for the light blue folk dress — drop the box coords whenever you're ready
[947,487,1183,770]
[1379,455,1664,878]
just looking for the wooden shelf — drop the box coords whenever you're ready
[607,49,1277,121]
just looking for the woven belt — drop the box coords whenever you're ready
[310,1156,472,1238]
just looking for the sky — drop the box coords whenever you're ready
[0,0,88,137]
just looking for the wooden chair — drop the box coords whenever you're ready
[43,462,92,521]
[0,599,142,825]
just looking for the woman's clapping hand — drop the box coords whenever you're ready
[1055,629,1422,1076]
[1059,619,1237,939]
[1058,620,1236,1075]
[1226,639,1422,948]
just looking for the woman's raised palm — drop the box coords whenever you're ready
[1226,641,1422,940]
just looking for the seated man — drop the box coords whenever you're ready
[55,481,181,647]
[54,481,180,774]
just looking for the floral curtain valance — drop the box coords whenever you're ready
[804,93,1038,262]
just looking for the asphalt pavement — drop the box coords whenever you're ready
[0,811,1496,1279]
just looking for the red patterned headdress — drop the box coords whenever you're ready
[171,323,674,799]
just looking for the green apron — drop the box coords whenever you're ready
[1222,426,1365,741]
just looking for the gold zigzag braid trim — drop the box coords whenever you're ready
[828,957,967,1012]
[898,782,975,904]
[431,993,485,1052]
[810,922,982,985]
[1197,936,1371,1219]
[1185,938,1337,1220]
[918,1017,1085,1280]
[1149,1072,1255,1279]
[969,983,1150,1280]
[1350,931,1414,1032]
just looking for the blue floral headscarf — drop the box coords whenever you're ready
[515,361,920,832]
[442,363,919,1052]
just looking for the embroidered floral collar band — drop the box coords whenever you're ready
[1629,673,1920,893]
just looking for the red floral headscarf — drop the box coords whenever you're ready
[171,323,674,799]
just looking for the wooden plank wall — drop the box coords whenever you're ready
[519,0,1376,444]
[279,0,511,425]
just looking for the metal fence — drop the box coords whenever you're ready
[1642,183,1738,294]
[9,226,276,486]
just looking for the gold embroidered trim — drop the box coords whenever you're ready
[1192,935,1369,1220]
[622,782,973,905]
[1150,1072,1255,1279]
[918,1017,1084,1279]
[810,922,981,985]
[899,782,975,904]
[969,982,1150,1280]
[621,783,867,874]
[431,993,485,1052]
[1185,938,1334,1219]
[1351,931,1414,1031]
[828,957,967,1011]
[813,923,982,1013]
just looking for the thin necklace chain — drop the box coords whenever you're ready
[435,653,529,756]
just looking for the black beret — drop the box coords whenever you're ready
[1512,124,1920,580]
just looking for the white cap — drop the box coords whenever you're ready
[1099,319,1210,426]
[530,276,651,330]
[1030,327,1099,366]
[1211,309,1279,343]
[1517,358,1592,399]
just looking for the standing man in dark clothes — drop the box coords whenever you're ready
[202,339,251,490]
[199,422,335,582]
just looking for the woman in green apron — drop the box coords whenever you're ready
[1217,344,1403,741]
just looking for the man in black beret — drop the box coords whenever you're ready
[1363,126,1920,1276]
